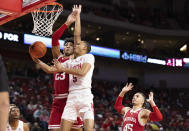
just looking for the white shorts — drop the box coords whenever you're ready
[62,89,94,121]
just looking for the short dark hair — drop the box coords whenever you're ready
[64,37,74,45]
[83,41,91,53]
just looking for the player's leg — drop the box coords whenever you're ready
[71,128,82,131]
[71,117,83,131]
[60,119,73,131]
[49,99,67,131]
[0,92,9,131]
[49,109,62,131]
[84,119,94,131]
[61,100,77,131]
[79,92,94,131]
[81,103,94,131]
[50,129,60,131]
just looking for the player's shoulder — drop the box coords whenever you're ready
[122,107,131,115]
[18,120,24,125]
[23,122,29,131]
[18,120,23,123]
[57,55,64,60]
[58,55,69,63]
[142,108,151,113]
[23,122,28,126]
[82,54,95,59]
[140,108,151,116]
[124,107,131,112]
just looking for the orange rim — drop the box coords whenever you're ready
[32,2,63,13]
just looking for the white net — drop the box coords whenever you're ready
[31,2,63,36]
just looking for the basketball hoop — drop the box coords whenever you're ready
[31,2,63,36]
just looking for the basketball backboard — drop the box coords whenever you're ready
[0,0,56,25]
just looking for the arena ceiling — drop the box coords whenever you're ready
[0,0,188,58]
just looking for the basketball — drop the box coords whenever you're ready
[29,41,47,58]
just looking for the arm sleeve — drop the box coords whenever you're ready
[149,106,163,121]
[83,54,95,66]
[0,55,9,92]
[114,96,125,113]
[52,24,67,46]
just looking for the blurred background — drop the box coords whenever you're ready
[0,0,189,130]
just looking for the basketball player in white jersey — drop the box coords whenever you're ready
[6,106,29,131]
[53,39,94,131]
[52,5,95,131]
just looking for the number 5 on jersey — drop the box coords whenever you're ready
[55,72,65,80]
[73,75,77,83]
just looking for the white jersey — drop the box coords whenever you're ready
[62,54,95,92]
[6,120,24,131]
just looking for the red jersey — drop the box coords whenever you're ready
[53,56,69,96]
[122,108,144,131]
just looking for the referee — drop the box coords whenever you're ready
[0,55,10,131]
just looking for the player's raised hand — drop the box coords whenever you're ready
[146,92,156,106]
[52,59,63,72]
[121,83,134,93]
[66,12,77,24]
[146,92,154,103]
[73,5,82,15]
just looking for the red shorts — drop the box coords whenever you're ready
[48,98,83,129]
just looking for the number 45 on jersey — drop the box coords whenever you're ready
[123,124,133,131]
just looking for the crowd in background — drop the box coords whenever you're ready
[62,0,189,30]
[86,0,189,30]
[5,59,189,131]
[2,0,189,34]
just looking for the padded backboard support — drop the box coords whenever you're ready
[0,0,22,15]
[0,0,56,25]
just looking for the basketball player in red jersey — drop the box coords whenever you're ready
[31,11,82,131]
[114,83,163,131]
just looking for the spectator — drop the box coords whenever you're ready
[31,122,42,131]
[33,106,42,122]
[39,111,49,130]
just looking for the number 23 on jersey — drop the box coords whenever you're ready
[55,72,65,80]
[55,73,78,83]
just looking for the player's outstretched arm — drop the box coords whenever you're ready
[147,92,163,121]
[51,11,77,59]
[114,83,133,115]
[52,59,91,76]
[31,56,58,74]
[0,92,9,131]
[141,92,163,123]
[0,56,9,131]
[73,5,82,44]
